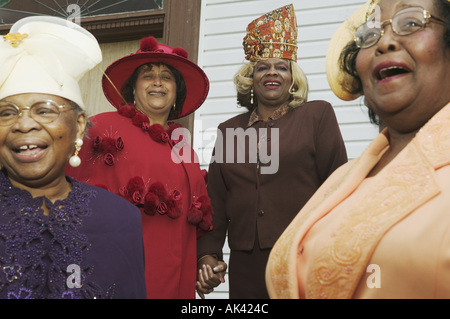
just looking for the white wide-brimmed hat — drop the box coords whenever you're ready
[0,16,102,108]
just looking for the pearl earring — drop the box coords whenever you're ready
[69,138,84,168]
[250,88,254,105]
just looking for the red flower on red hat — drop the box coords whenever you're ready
[140,37,159,52]
[172,47,188,58]
[139,36,189,59]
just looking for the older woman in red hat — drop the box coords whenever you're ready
[66,37,213,299]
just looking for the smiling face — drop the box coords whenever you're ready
[252,58,293,109]
[0,93,86,189]
[133,64,177,123]
[355,0,450,133]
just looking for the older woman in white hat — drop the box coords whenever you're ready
[266,0,450,298]
[0,17,146,299]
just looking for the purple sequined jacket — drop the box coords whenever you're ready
[0,170,146,299]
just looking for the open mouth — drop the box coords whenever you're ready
[12,144,48,157]
[264,82,281,86]
[376,66,411,81]
[14,144,41,152]
[149,91,166,96]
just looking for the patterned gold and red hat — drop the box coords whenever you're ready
[243,4,298,62]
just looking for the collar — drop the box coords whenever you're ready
[247,103,291,127]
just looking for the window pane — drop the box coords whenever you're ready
[0,0,163,25]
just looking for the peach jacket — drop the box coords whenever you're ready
[266,102,450,299]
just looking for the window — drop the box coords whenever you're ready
[0,0,164,25]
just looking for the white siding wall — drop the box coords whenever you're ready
[194,0,379,299]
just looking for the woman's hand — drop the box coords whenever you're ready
[196,255,227,299]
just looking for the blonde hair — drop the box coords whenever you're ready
[233,59,309,111]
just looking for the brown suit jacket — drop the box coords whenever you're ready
[197,100,348,259]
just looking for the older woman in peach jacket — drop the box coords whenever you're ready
[266,105,450,298]
[266,0,450,299]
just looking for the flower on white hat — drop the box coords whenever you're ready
[0,16,102,108]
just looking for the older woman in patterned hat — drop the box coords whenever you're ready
[196,4,347,299]
[266,0,450,298]
[0,17,147,299]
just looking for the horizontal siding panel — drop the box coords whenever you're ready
[308,90,354,106]
[204,0,366,19]
[299,57,327,76]
[299,40,330,60]
[198,97,246,120]
[202,33,244,52]
[203,65,241,83]
[206,80,238,99]
[199,98,242,115]
[205,0,297,20]
[202,48,244,67]
[308,73,334,91]
[340,123,379,141]
[298,5,366,26]
[196,114,233,132]
[334,105,372,124]
[346,141,373,160]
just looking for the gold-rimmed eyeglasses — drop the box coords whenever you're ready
[0,100,73,126]
[355,7,446,49]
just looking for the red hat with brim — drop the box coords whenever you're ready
[102,36,209,119]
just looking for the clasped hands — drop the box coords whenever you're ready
[196,255,227,299]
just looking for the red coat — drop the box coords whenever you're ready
[66,106,212,299]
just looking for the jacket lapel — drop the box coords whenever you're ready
[267,132,388,298]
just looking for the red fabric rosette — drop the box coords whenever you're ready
[143,182,182,218]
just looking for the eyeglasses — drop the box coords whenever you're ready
[355,7,446,49]
[0,100,72,126]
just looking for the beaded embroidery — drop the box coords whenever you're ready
[3,32,28,48]
[0,171,116,299]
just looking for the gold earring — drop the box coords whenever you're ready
[69,138,84,168]
[289,82,297,95]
